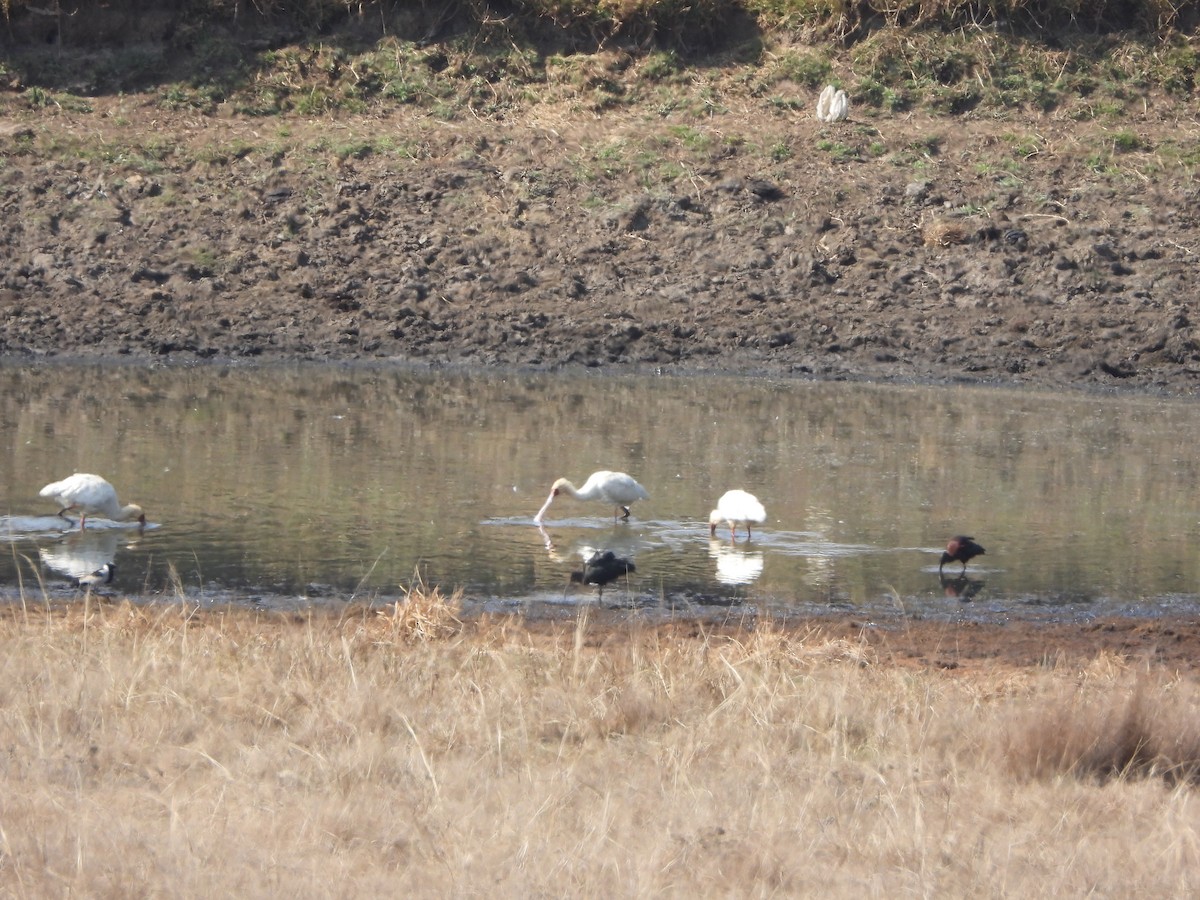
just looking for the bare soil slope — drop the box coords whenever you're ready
[3,80,1200,394]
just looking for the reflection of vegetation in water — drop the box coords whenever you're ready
[2,365,1200,604]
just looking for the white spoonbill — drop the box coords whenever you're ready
[709,489,766,542]
[39,473,145,530]
[534,470,649,524]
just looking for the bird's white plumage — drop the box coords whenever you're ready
[709,489,767,542]
[534,470,649,523]
[39,473,145,529]
[816,84,850,123]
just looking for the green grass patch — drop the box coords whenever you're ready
[816,139,859,163]
[1110,129,1144,153]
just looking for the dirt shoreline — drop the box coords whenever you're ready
[560,611,1200,673]
[14,597,1200,674]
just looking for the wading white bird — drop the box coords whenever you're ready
[39,473,145,530]
[534,470,649,524]
[709,489,767,542]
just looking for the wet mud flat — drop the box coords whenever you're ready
[511,603,1200,673]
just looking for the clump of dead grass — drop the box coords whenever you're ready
[922,216,970,247]
[1001,655,1200,784]
[367,571,463,643]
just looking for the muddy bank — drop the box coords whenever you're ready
[2,95,1200,396]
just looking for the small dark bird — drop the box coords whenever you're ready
[75,562,116,588]
[940,536,985,575]
[570,550,636,600]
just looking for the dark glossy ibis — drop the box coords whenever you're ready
[570,550,636,600]
[939,536,985,575]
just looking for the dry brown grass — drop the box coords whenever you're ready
[0,597,1199,895]
[1003,652,1200,785]
[922,216,970,247]
[370,572,464,643]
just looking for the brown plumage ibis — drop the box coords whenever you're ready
[939,536,985,574]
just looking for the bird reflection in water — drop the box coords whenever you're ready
[940,573,985,602]
[538,521,643,562]
[38,527,131,593]
[570,550,637,601]
[708,540,765,586]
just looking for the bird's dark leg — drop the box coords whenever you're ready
[620,506,631,520]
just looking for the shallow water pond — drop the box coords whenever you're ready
[2,364,1199,622]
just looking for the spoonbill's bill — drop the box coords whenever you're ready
[708,489,767,542]
[570,550,636,600]
[534,470,648,523]
[939,535,985,574]
[39,473,145,530]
